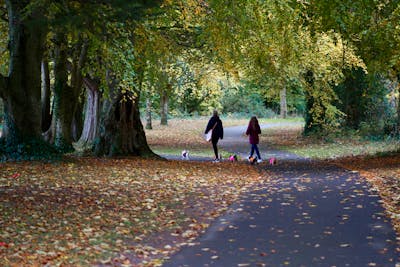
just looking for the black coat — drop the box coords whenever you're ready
[205,116,223,140]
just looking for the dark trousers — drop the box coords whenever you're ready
[250,144,261,159]
[212,137,219,159]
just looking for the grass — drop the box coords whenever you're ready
[258,122,400,159]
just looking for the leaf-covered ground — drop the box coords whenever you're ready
[1,117,399,266]
[0,157,265,266]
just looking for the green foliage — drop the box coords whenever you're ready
[334,69,397,139]
[0,18,8,76]
[220,85,273,118]
[0,137,61,162]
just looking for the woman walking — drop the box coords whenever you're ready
[205,110,224,162]
[246,116,262,163]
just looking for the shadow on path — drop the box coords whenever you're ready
[162,124,400,266]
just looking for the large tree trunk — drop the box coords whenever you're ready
[41,59,52,132]
[70,39,88,141]
[76,77,100,149]
[1,1,45,145]
[279,86,287,119]
[52,31,74,151]
[396,72,400,137]
[160,87,169,125]
[145,97,152,130]
[95,74,157,157]
[52,33,87,151]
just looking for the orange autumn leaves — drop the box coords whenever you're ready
[0,157,264,266]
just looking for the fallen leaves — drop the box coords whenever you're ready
[0,157,265,266]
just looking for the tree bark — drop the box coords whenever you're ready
[160,87,169,125]
[52,31,74,151]
[303,70,322,135]
[41,59,52,132]
[3,1,45,144]
[76,77,100,148]
[95,73,157,158]
[145,97,152,130]
[0,75,6,99]
[396,73,400,137]
[70,40,88,141]
[280,86,287,119]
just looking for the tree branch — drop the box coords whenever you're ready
[83,75,100,93]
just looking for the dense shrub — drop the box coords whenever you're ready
[335,69,396,138]
[0,137,61,162]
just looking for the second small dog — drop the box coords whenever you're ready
[229,154,238,162]
[248,156,258,165]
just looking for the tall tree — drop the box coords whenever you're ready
[0,1,47,146]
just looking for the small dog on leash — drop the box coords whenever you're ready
[181,150,190,160]
[229,154,238,162]
[269,157,277,165]
[248,156,258,165]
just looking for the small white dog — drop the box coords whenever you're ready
[181,150,190,160]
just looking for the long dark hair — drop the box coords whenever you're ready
[249,116,259,130]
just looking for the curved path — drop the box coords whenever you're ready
[163,123,399,266]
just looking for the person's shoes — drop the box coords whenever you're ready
[257,159,263,163]
[213,159,220,163]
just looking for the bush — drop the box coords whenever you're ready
[0,138,61,162]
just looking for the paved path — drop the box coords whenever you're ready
[162,124,399,266]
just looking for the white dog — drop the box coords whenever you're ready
[181,150,190,160]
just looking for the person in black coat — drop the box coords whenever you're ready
[205,110,224,162]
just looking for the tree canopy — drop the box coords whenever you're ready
[0,0,399,160]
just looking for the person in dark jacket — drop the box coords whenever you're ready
[246,116,262,163]
[205,110,224,162]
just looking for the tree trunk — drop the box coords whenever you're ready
[76,77,100,149]
[52,31,75,151]
[280,86,287,119]
[396,73,400,137]
[95,74,157,158]
[41,59,52,132]
[145,97,152,130]
[52,33,87,151]
[2,1,45,144]
[70,39,88,141]
[160,88,169,125]
[303,70,322,135]
[72,99,84,141]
